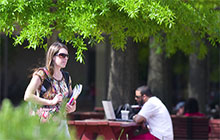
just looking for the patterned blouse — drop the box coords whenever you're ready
[34,69,72,112]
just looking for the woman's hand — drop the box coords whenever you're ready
[51,93,63,105]
[66,101,76,113]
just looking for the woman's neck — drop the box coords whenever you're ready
[53,66,62,80]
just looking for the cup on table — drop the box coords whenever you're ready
[121,110,129,120]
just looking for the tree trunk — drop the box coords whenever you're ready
[47,30,59,47]
[3,36,8,99]
[147,36,172,110]
[188,53,208,113]
[95,35,110,107]
[0,36,1,101]
[47,0,59,47]
[107,38,138,108]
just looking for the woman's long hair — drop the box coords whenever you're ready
[184,98,199,113]
[45,42,68,76]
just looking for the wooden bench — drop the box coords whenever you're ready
[209,119,220,140]
[171,116,209,140]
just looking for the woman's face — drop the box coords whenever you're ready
[53,48,69,68]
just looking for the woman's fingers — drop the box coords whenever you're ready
[57,94,63,102]
[51,93,63,105]
[66,102,76,113]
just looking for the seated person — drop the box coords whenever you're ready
[174,101,185,116]
[184,98,205,117]
[132,86,173,140]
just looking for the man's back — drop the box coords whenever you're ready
[138,96,173,140]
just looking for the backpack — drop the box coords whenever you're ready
[114,103,140,119]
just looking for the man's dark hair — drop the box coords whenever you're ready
[136,85,153,97]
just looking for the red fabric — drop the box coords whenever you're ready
[131,132,160,140]
[184,112,205,117]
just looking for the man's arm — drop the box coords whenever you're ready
[133,114,146,124]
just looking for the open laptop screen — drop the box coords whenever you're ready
[102,100,133,122]
[102,100,116,120]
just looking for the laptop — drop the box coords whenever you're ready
[102,100,133,122]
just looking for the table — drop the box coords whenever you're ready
[68,119,140,140]
[67,112,105,120]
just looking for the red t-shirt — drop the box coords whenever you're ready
[184,112,205,117]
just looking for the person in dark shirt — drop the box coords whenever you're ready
[184,98,205,117]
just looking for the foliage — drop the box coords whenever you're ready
[0,0,220,62]
[0,99,73,140]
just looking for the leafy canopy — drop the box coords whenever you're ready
[0,0,220,62]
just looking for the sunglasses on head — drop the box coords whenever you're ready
[55,53,69,59]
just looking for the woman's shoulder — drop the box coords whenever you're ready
[61,70,69,76]
[33,67,46,82]
[61,70,71,80]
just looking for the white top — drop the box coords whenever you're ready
[138,96,174,140]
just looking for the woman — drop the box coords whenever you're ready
[24,42,76,136]
[184,98,205,117]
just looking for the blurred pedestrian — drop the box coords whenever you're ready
[174,101,185,116]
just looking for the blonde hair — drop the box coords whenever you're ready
[45,42,68,76]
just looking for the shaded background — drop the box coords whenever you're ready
[0,34,219,117]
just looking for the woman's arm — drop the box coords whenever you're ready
[24,75,62,106]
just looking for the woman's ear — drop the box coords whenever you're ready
[52,56,56,62]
